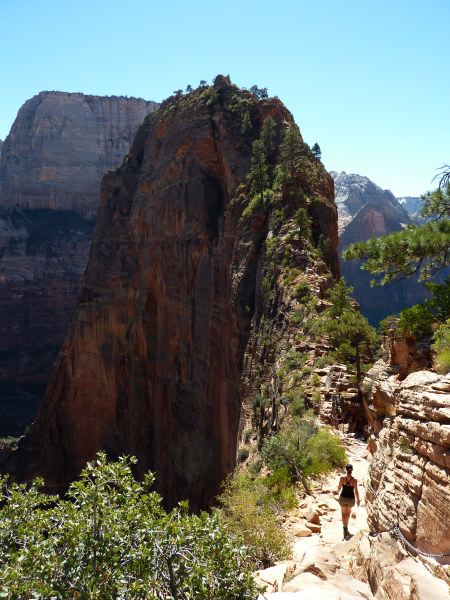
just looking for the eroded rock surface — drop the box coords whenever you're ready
[4,80,338,509]
[364,364,450,557]
[0,92,158,219]
[0,93,157,435]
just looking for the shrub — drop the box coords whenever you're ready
[398,304,434,338]
[432,319,450,373]
[243,193,264,218]
[284,351,305,371]
[0,453,257,599]
[304,429,347,476]
[238,446,250,463]
[217,472,292,569]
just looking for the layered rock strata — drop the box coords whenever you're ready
[333,172,428,325]
[0,92,158,219]
[0,93,157,434]
[4,79,339,509]
[364,362,450,557]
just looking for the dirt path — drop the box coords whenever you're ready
[256,433,375,599]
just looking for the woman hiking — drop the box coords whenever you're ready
[337,464,360,539]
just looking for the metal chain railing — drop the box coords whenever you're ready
[389,522,450,559]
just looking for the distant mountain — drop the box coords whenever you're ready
[397,196,424,221]
[333,172,428,325]
[0,92,158,436]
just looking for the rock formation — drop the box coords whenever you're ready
[397,195,424,222]
[333,172,428,325]
[0,93,157,435]
[363,363,450,556]
[0,92,158,219]
[4,78,339,510]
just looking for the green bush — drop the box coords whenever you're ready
[433,320,450,373]
[304,429,347,476]
[238,446,250,463]
[398,304,434,337]
[243,193,264,218]
[284,350,305,371]
[0,453,257,599]
[217,471,292,569]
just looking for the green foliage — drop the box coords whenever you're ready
[261,422,347,489]
[248,138,270,202]
[243,192,264,218]
[343,184,450,283]
[325,279,353,317]
[238,446,250,463]
[0,453,257,599]
[293,208,312,241]
[284,350,305,371]
[398,303,434,337]
[294,281,310,301]
[312,280,377,385]
[278,124,304,187]
[217,471,292,569]
[241,111,253,135]
[432,319,450,373]
[283,267,301,286]
[311,142,322,161]
[424,278,450,322]
[249,85,269,100]
[304,429,347,476]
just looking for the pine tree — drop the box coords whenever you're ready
[241,111,252,135]
[249,139,269,202]
[260,116,277,180]
[343,183,450,283]
[278,124,304,186]
[312,142,321,161]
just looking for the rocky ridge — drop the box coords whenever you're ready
[0,92,157,435]
[3,78,339,510]
[333,172,429,324]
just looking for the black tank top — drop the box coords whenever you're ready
[340,476,355,499]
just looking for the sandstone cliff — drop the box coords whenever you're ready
[364,363,450,556]
[333,172,429,325]
[0,93,158,436]
[0,92,158,219]
[4,78,339,509]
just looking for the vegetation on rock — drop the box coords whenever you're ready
[0,454,257,599]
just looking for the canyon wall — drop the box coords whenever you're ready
[333,172,428,325]
[0,92,158,219]
[363,344,450,558]
[0,93,157,436]
[4,78,339,509]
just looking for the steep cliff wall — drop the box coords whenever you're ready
[363,361,450,556]
[0,92,158,219]
[0,93,158,435]
[333,172,428,325]
[4,79,339,509]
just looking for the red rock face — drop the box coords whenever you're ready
[5,81,338,509]
[0,93,158,435]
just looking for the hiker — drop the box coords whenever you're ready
[337,464,360,539]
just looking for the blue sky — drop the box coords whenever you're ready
[1,0,449,196]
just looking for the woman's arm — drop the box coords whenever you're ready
[337,477,343,494]
[354,480,360,505]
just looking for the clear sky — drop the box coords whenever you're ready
[1,0,449,196]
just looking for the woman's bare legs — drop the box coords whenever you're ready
[341,506,352,538]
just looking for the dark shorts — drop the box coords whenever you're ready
[338,496,355,507]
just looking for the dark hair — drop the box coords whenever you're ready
[345,464,353,471]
